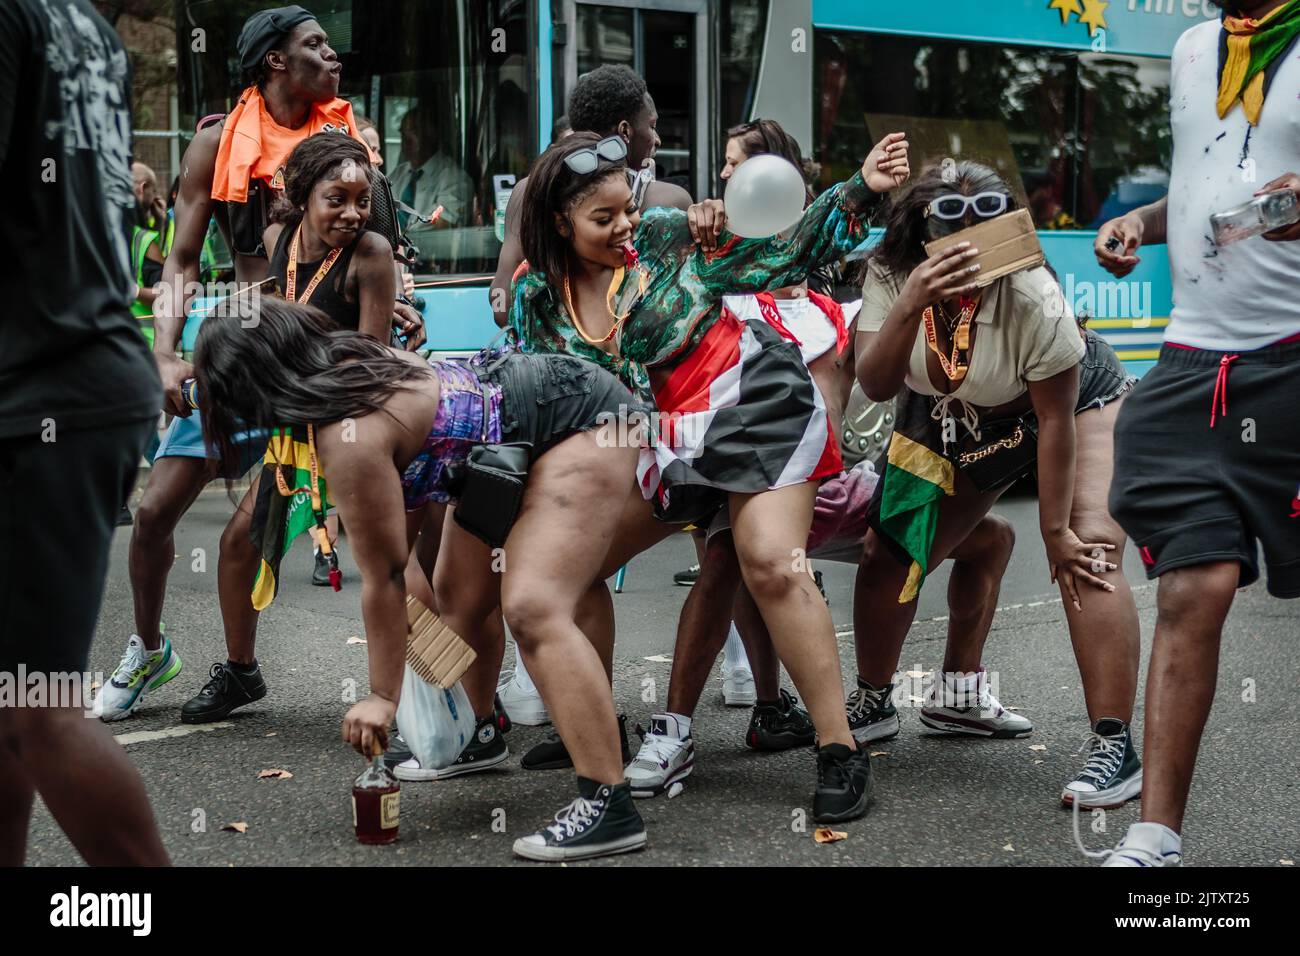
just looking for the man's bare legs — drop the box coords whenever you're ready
[216,471,262,666]
[0,706,170,865]
[1140,562,1237,833]
[129,455,217,650]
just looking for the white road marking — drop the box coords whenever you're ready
[114,721,233,746]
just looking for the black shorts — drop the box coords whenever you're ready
[0,418,154,675]
[1109,339,1300,598]
[486,353,642,459]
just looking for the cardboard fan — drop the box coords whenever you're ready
[404,595,476,688]
[923,209,1044,288]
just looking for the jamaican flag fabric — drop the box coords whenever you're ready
[877,388,955,604]
[249,426,330,610]
[1217,0,1300,125]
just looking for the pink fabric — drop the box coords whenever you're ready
[807,460,878,555]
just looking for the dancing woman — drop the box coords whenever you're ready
[508,129,910,823]
[194,298,651,862]
[853,162,1142,808]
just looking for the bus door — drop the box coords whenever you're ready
[561,0,709,200]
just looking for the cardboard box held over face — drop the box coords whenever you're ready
[923,209,1044,288]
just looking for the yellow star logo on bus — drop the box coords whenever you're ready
[1079,0,1110,36]
[1048,0,1083,25]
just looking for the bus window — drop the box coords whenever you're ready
[176,0,536,280]
[812,31,1170,231]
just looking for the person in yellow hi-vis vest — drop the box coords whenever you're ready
[129,161,166,346]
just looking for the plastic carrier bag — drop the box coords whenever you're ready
[395,666,475,770]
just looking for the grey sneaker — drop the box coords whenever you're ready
[919,666,1032,738]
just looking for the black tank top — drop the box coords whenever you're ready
[269,224,361,331]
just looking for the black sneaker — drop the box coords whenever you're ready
[394,715,509,781]
[745,689,816,751]
[672,564,700,586]
[813,569,828,605]
[116,504,134,527]
[382,730,412,769]
[311,550,331,587]
[180,661,267,723]
[846,679,900,744]
[813,742,872,824]
[1061,717,1143,809]
[521,714,630,771]
[512,777,647,861]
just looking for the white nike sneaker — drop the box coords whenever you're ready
[919,666,1032,738]
[497,671,550,726]
[97,634,183,721]
[625,715,695,797]
[722,667,756,707]
[1099,822,1183,867]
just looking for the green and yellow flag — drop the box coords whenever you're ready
[1217,0,1300,125]
[877,394,956,604]
[249,426,331,610]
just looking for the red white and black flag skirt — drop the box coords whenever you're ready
[636,308,843,526]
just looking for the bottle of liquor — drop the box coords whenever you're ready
[352,751,400,845]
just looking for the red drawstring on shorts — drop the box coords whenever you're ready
[1209,353,1239,428]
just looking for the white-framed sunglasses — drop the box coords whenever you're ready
[926,192,1009,221]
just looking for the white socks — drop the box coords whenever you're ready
[722,623,749,674]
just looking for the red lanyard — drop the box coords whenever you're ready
[286,225,342,304]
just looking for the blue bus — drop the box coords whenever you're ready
[175,0,1207,375]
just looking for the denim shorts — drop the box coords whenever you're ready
[1076,327,1136,413]
[483,353,642,459]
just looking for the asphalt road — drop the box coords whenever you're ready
[22,482,1300,867]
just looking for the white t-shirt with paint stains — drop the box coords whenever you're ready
[1165,20,1300,351]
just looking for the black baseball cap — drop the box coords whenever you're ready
[236,5,317,74]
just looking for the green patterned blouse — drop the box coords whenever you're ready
[509,170,880,397]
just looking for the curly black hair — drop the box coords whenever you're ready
[270,132,374,229]
[567,65,649,136]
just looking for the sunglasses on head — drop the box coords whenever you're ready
[926,192,1009,221]
[563,135,628,175]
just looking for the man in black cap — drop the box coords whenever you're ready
[101,6,415,728]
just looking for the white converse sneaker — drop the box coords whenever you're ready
[919,666,1032,738]
[497,670,550,726]
[1098,822,1183,867]
[625,714,695,797]
[97,634,183,721]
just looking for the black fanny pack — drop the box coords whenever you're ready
[447,441,533,549]
[954,413,1039,493]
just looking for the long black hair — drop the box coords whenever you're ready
[726,119,817,206]
[195,297,430,469]
[270,132,375,229]
[518,132,631,344]
[871,160,1020,281]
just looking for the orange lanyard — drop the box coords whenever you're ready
[922,297,979,382]
[286,225,342,305]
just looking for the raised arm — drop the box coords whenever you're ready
[686,132,909,295]
[155,124,223,416]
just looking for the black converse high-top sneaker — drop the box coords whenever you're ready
[845,679,900,744]
[1061,717,1143,809]
[512,777,647,862]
